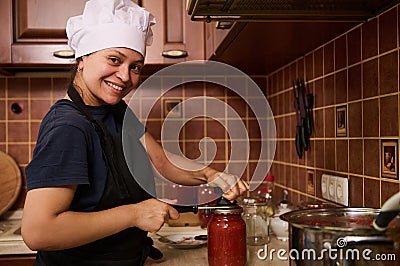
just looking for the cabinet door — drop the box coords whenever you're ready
[0,0,12,63]
[205,22,237,60]
[11,0,86,64]
[0,255,36,266]
[143,0,204,64]
[14,0,85,43]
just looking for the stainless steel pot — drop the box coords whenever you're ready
[280,208,400,266]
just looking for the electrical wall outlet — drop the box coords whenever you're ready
[321,174,329,199]
[321,174,349,206]
[335,176,349,206]
[328,175,336,200]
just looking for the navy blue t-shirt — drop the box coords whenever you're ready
[26,99,145,212]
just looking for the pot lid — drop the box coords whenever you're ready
[280,208,400,232]
[0,151,22,217]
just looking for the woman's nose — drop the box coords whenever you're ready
[116,65,130,82]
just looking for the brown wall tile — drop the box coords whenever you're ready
[324,42,334,75]
[379,51,398,95]
[379,7,397,54]
[336,140,348,173]
[8,78,28,98]
[347,27,361,66]
[8,122,29,142]
[31,78,51,98]
[313,109,324,138]
[381,180,399,203]
[335,35,347,71]
[364,178,380,208]
[0,100,5,120]
[349,139,363,175]
[363,99,379,137]
[31,100,51,120]
[315,140,324,169]
[364,139,380,178]
[348,65,362,101]
[362,18,378,59]
[349,175,363,207]
[0,122,5,142]
[324,75,334,106]
[314,79,324,108]
[380,95,399,136]
[0,78,6,98]
[348,102,362,137]
[335,70,347,104]
[325,140,335,171]
[324,107,335,138]
[362,58,379,98]
[314,48,323,78]
[305,53,313,80]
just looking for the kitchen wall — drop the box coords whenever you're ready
[267,4,400,208]
[0,71,265,209]
[1,4,399,210]
[0,75,70,208]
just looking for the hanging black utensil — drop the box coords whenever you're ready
[293,80,303,159]
[304,80,314,137]
[297,79,309,151]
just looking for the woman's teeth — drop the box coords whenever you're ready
[106,81,123,91]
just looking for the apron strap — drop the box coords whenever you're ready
[67,83,130,200]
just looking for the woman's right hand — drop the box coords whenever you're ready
[130,198,180,233]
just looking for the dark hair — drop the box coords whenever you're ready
[70,57,83,81]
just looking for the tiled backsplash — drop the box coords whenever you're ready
[266,4,400,207]
[0,72,266,209]
[0,76,70,208]
[1,4,399,210]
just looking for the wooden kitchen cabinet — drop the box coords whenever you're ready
[0,0,204,69]
[0,0,85,66]
[205,21,247,60]
[205,22,231,59]
[142,0,205,64]
[0,255,35,266]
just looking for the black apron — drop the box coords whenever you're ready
[34,84,161,266]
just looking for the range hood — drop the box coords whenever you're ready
[187,0,400,22]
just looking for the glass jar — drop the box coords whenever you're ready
[208,206,246,266]
[242,197,269,245]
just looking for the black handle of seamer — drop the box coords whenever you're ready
[171,205,199,214]
[170,187,235,213]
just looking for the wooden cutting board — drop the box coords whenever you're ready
[0,151,22,217]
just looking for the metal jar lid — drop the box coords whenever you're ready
[243,196,267,205]
[213,206,243,215]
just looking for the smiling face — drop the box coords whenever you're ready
[74,47,144,106]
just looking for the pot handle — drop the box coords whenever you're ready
[332,235,395,248]
[373,192,400,231]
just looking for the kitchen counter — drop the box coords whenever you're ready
[146,226,289,266]
[1,209,289,265]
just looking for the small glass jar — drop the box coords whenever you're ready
[208,206,246,266]
[242,196,269,245]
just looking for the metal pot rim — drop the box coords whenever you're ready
[280,207,400,232]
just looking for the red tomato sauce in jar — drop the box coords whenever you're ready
[207,207,246,266]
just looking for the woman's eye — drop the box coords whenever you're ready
[130,64,143,74]
[109,57,120,64]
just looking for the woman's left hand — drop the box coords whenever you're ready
[208,172,249,201]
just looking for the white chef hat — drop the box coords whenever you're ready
[66,0,156,59]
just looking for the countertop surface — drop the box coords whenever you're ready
[1,210,289,265]
[146,226,289,266]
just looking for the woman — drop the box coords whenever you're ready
[21,0,248,265]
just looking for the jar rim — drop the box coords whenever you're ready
[213,206,243,214]
[243,196,267,205]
